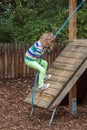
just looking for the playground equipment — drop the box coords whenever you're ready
[24,0,86,126]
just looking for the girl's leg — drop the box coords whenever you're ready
[38,59,52,80]
[24,59,46,87]
[38,59,48,76]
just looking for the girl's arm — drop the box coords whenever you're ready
[34,42,44,58]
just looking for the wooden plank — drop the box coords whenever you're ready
[25,87,61,108]
[0,44,5,79]
[60,50,86,59]
[51,62,78,71]
[24,90,53,108]
[70,41,87,47]
[26,44,31,77]
[74,39,87,44]
[45,81,64,90]
[11,44,15,78]
[3,44,5,78]
[37,87,61,96]
[18,44,23,77]
[18,44,20,77]
[23,43,27,77]
[21,44,25,78]
[48,68,73,77]
[75,39,87,41]
[24,81,64,107]
[2,44,5,78]
[65,44,87,53]
[35,99,50,108]
[26,90,54,103]
[49,59,87,109]
[24,97,49,108]
[0,44,4,79]
[6,44,10,78]
[0,44,1,79]
[7,44,9,78]
[10,44,14,78]
[45,74,69,83]
[55,56,83,65]
[4,44,8,78]
[14,44,17,78]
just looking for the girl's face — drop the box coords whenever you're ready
[39,33,55,50]
[43,39,50,47]
[43,39,53,50]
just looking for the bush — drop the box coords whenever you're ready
[77,4,87,39]
[0,0,87,44]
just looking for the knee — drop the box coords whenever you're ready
[40,68,45,74]
[44,60,48,67]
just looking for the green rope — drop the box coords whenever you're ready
[54,0,85,38]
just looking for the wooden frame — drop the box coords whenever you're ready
[69,0,77,114]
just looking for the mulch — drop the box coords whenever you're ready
[0,78,87,130]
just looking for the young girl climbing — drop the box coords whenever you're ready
[24,33,55,90]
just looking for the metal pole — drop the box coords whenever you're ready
[48,108,57,127]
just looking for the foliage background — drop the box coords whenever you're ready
[0,0,87,44]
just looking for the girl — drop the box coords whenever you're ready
[24,33,55,90]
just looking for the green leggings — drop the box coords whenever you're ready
[24,59,48,87]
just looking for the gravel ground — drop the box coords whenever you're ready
[0,78,87,130]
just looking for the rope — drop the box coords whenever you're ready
[30,0,85,116]
[30,57,42,115]
[54,0,85,38]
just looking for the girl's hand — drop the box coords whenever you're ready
[43,47,48,51]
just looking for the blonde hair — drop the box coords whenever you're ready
[40,33,55,49]
[40,33,54,41]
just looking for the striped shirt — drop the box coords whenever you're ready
[25,41,44,61]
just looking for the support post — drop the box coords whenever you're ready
[69,84,77,114]
[69,0,77,41]
[69,0,77,114]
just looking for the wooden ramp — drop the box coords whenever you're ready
[24,39,87,110]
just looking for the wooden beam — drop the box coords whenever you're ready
[69,0,77,41]
[69,84,77,114]
[69,0,77,114]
